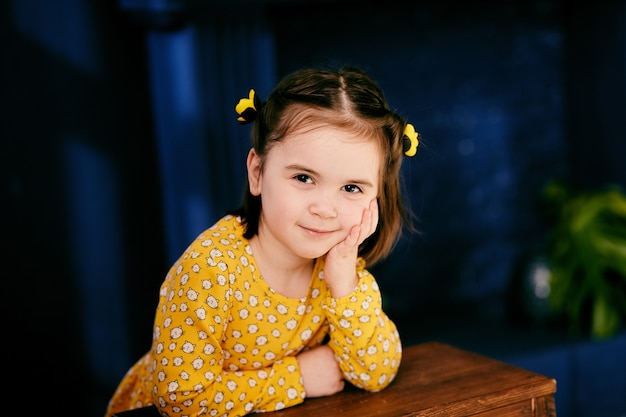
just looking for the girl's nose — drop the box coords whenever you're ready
[309,193,338,219]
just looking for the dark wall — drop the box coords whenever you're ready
[2,0,625,415]
[268,1,569,317]
[2,0,165,412]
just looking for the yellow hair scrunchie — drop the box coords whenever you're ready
[403,123,420,157]
[235,89,262,124]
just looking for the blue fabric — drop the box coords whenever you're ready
[146,15,276,263]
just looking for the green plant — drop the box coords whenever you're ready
[542,180,626,339]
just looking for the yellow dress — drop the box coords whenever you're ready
[105,215,402,417]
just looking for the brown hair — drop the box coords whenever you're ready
[231,66,416,265]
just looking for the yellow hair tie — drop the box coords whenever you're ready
[235,89,262,125]
[403,123,420,157]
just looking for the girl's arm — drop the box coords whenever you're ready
[322,264,403,392]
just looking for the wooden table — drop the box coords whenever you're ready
[270,341,557,417]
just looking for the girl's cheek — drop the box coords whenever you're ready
[338,203,368,224]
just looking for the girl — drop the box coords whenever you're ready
[105,66,420,417]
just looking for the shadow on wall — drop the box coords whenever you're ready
[3,0,163,413]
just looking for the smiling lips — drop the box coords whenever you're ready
[300,225,337,238]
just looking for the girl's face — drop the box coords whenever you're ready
[247,124,381,262]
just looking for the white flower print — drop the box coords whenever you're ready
[170,326,183,339]
[378,374,388,386]
[168,380,179,392]
[187,289,198,301]
[192,357,204,369]
[300,329,312,341]
[195,308,206,320]
[248,295,258,307]
[203,343,216,355]
[287,388,298,400]
[213,391,224,403]
[206,295,218,309]
[182,341,195,353]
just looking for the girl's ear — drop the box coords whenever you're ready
[247,148,262,196]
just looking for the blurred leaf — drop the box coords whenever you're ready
[543,181,626,338]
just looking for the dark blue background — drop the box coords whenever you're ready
[3,1,625,415]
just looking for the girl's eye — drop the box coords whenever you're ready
[294,174,313,184]
[342,184,363,194]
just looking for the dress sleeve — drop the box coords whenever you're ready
[322,261,402,392]
[149,237,306,416]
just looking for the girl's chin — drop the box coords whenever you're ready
[299,245,335,260]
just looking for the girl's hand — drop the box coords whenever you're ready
[324,199,378,298]
[297,345,345,397]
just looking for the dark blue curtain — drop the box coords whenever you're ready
[143,11,277,263]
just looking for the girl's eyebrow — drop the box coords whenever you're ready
[285,164,375,188]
